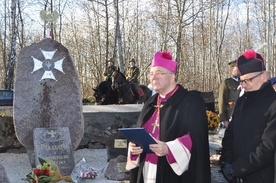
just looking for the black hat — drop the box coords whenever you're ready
[228,60,237,67]
[129,58,135,63]
[237,49,265,75]
[107,59,114,63]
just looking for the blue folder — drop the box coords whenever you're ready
[119,128,157,153]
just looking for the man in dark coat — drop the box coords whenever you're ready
[218,60,240,128]
[220,49,276,183]
[126,51,211,183]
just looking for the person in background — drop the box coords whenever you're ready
[126,58,140,102]
[220,49,276,183]
[126,51,211,183]
[126,58,140,85]
[103,59,117,82]
[218,60,240,128]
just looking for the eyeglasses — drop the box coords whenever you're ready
[148,71,172,79]
[240,72,263,84]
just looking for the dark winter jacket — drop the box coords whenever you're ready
[221,82,276,183]
[218,77,240,121]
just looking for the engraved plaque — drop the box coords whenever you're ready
[114,139,127,148]
[34,127,75,175]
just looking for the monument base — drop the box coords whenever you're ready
[26,149,35,168]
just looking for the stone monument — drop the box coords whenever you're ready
[14,38,84,152]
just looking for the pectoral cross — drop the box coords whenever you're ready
[150,86,178,134]
[151,104,163,133]
[151,120,159,133]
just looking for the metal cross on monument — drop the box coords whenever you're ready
[40,8,59,39]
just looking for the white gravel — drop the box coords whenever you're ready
[0,149,129,183]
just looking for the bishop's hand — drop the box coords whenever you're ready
[129,142,143,155]
[149,139,168,157]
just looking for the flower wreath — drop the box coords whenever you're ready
[24,157,72,183]
[206,110,220,130]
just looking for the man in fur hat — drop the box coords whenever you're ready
[126,51,211,183]
[220,50,276,183]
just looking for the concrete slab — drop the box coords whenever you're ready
[83,104,144,113]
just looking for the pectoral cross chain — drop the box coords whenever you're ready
[151,104,163,133]
[150,86,179,134]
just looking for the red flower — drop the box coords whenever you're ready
[42,169,51,176]
[33,168,40,175]
[25,157,72,183]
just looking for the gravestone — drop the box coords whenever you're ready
[14,38,84,152]
[106,132,128,162]
[34,127,74,175]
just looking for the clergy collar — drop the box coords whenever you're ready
[159,85,178,99]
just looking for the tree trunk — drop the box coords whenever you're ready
[114,0,124,73]
[5,0,17,90]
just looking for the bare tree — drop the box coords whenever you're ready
[0,0,8,87]
[113,0,124,73]
[5,0,17,89]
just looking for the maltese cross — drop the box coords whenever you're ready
[31,48,65,81]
